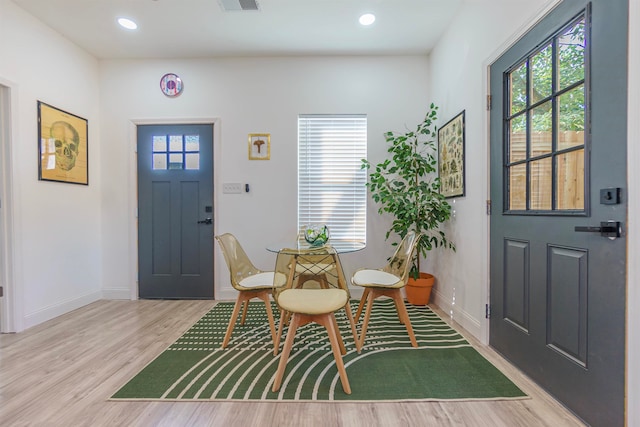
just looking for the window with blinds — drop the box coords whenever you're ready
[298,114,367,243]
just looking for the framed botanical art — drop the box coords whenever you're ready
[38,101,88,185]
[438,110,465,198]
[248,133,270,160]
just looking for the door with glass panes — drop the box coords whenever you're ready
[137,124,214,299]
[489,1,627,426]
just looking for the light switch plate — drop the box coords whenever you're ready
[223,182,243,194]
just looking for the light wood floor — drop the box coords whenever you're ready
[0,299,586,427]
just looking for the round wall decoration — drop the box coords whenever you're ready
[160,73,183,97]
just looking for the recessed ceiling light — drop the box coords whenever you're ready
[359,13,375,26]
[118,18,138,30]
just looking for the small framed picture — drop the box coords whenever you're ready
[438,110,465,198]
[38,101,89,185]
[248,133,270,160]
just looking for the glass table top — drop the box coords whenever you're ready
[266,240,366,254]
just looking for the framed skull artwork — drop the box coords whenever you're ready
[38,101,88,185]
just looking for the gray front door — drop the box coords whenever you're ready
[489,1,627,426]
[137,124,214,299]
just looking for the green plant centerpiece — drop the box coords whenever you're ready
[362,103,455,279]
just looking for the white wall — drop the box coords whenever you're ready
[98,56,431,300]
[0,0,102,330]
[425,0,553,338]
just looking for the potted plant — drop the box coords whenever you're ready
[362,103,455,305]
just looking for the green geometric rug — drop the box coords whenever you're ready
[111,299,527,401]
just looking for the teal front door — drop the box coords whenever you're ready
[489,1,627,425]
[137,124,214,299]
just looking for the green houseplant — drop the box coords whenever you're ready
[362,103,455,302]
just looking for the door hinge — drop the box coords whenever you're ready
[486,94,492,110]
[0,286,3,297]
[485,303,491,319]
[486,200,492,215]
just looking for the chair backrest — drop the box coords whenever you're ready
[272,244,349,303]
[215,233,261,290]
[382,231,422,284]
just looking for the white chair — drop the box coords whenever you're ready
[271,245,359,394]
[215,233,278,350]
[351,231,422,349]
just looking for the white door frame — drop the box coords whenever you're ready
[127,117,222,301]
[0,78,23,333]
[626,1,640,425]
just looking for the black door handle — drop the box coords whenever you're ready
[197,218,212,225]
[574,221,621,238]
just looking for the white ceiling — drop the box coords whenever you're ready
[11,0,464,59]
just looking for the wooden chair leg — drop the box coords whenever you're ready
[355,288,370,323]
[273,309,352,394]
[272,313,302,392]
[357,291,376,349]
[392,290,418,347]
[274,309,286,356]
[240,300,249,325]
[392,293,405,324]
[317,313,351,394]
[257,291,277,352]
[343,303,361,353]
[331,312,346,355]
[221,294,245,349]
[319,276,330,289]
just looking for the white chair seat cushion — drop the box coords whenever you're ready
[238,272,276,289]
[352,269,402,287]
[277,288,348,315]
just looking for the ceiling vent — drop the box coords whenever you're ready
[219,0,260,11]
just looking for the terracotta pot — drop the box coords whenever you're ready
[405,272,435,306]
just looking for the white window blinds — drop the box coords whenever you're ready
[298,114,367,243]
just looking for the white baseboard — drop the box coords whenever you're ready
[102,288,133,300]
[23,291,102,330]
[349,287,365,300]
[215,288,237,301]
[431,288,482,340]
